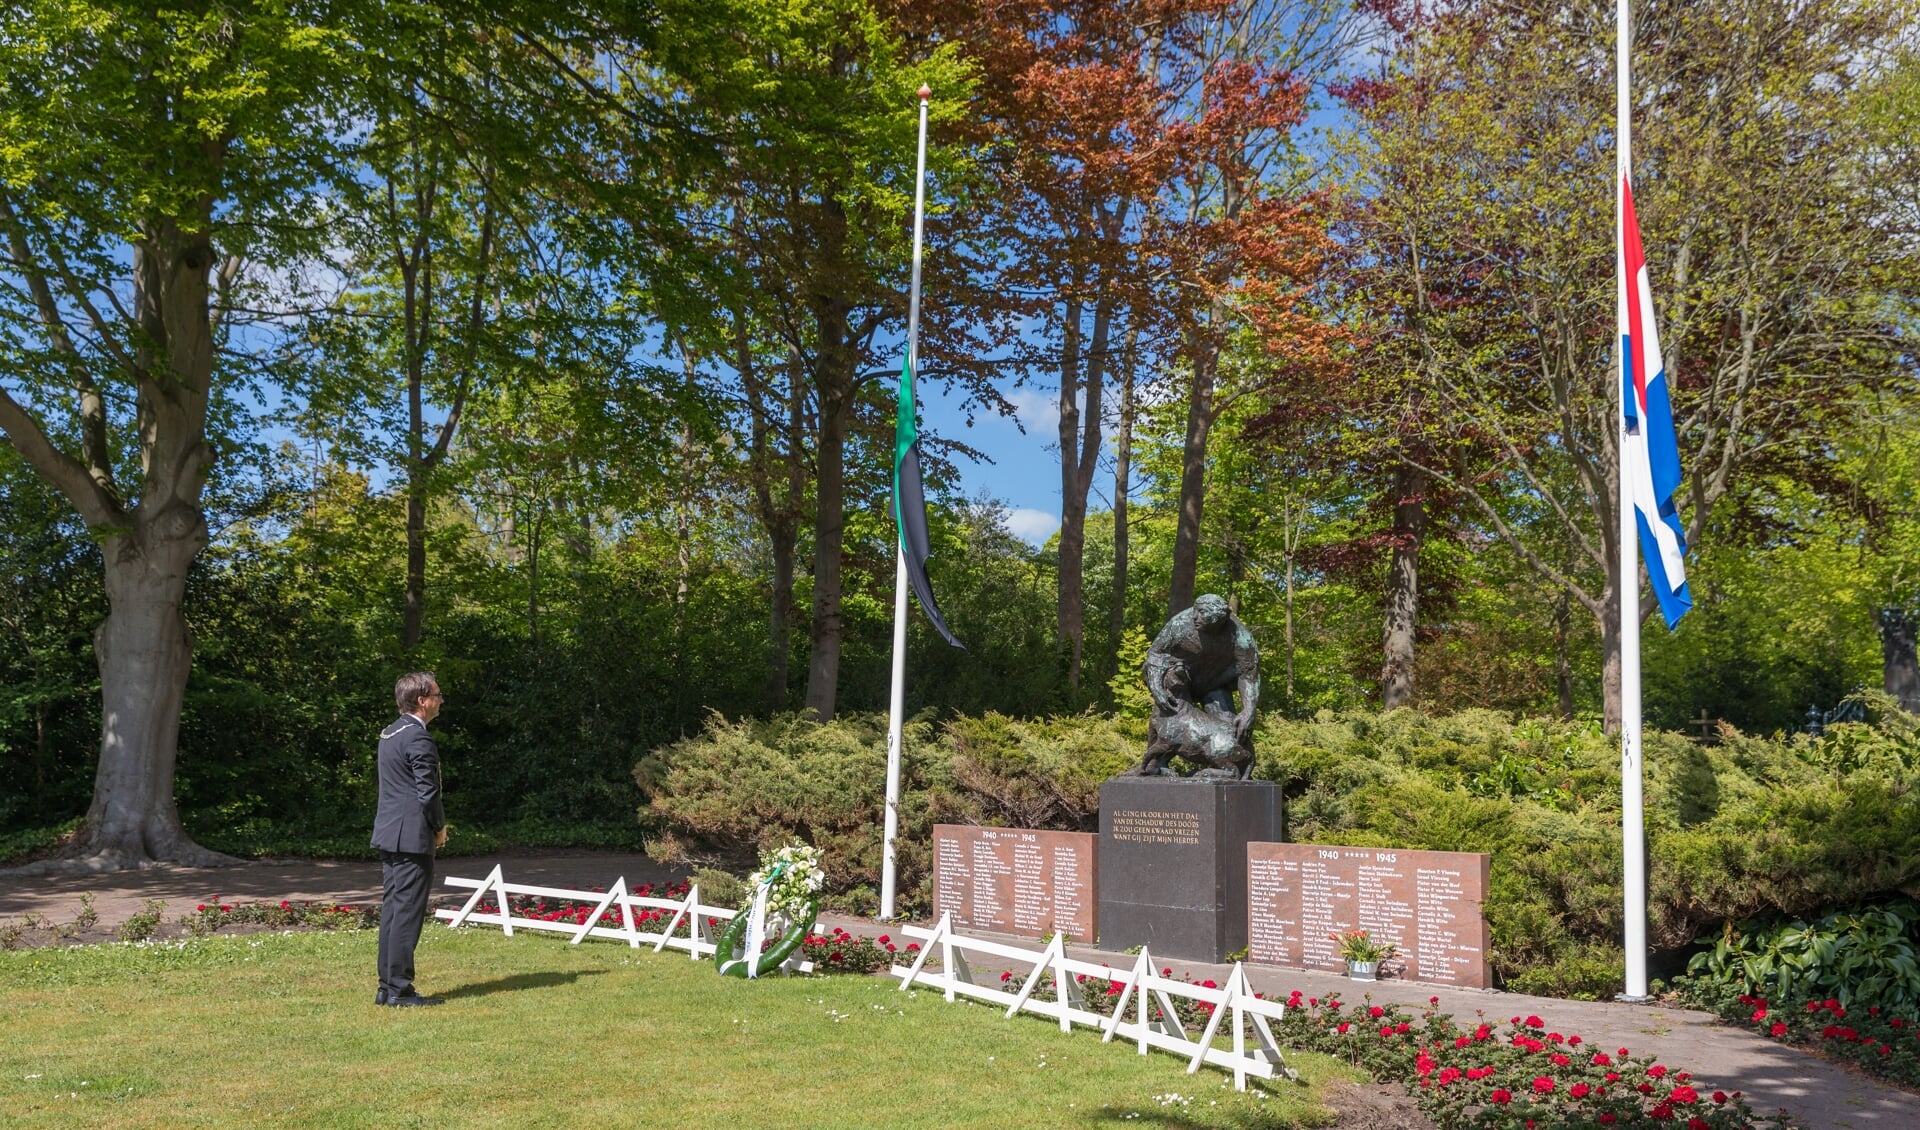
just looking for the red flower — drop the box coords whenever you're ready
[1378,1026,1394,1038]
[1568,1035,1583,1045]
[1525,1015,1544,1029]
[1648,1064,1669,1078]
[1475,1024,1493,1040]
[196,904,207,911]
[1201,979,1217,990]
[878,935,890,944]
[1395,1022,1411,1034]
[1752,1008,1768,1022]
[1689,1120,1711,1130]
[1605,1072,1621,1083]
[1669,1086,1698,1105]
[1712,1092,1728,1104]
[1369,1006,1385,1018]
[1429,996,1439,1005]
[999,970,1012,982]
[1599,1116,1617,1126]
[1455,1036,1472,1049]
[830,952,843,962]
[1549,1053,1570,1066]
[1489,1089,1512,1104]
[1651,1104,1674,1121]
[1769,1022,1787,1037]
[1336,1022,1350,1034]
[1570,1083,1591,1099]
[1532,1076,1556,1094]
[906,943,920,951]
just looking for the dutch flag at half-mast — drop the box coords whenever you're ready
[1620,177,1691,629]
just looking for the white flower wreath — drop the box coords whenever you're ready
[747,841,825,921]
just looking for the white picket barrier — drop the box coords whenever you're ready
[890,913,1296,1091]
[436,866,810,970]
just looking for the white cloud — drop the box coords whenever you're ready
[1004,508,1061,546]
[1006,388,1063,437]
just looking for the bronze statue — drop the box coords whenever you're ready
[1130,594,1260,780]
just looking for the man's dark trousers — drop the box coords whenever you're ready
[378,849,434,997]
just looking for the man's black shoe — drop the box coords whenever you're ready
[386,992,444,1007]
[375,989,390,1006]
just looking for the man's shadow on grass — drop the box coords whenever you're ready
[440,969,609,1000]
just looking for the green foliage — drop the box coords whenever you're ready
[644,711,1142,914]
[0,819,81,866]
[116,900,167,944]
[1685,901,1920,1015]
[688,867,748,910]
[646,706,1920,993]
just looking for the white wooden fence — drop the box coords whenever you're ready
[437,865,814,970]
[890,913,1296,1091]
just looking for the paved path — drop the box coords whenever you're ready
[5,849,1914,1129]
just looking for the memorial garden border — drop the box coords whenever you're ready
[890,912,1298,1091]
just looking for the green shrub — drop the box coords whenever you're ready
[689,867,747,910]
[1684,900,1920,1014]
[117,900,167,943]
[639,704,1920,993]
[642,711,1137,915]
[0,818,81,865]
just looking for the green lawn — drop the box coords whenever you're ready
[0,927,1360,1129]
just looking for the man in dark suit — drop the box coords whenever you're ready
[372,671,448,1007]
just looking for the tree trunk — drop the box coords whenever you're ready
[526,498,542,644]
[804,343,853,722]
[1056,288,1110,692]
[1284,550,1296,707]
[1381,464,1427,709]
[403,488,427,650]
[767,523,797,711]
[81,521,232,867]
[1168,337,1217,616]
[1880,608,1920,712]
[1601,585,1623,735]
[1554,589,1574,719]
[1107,329,1136,685]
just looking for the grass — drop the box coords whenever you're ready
[0,926,1361,1129]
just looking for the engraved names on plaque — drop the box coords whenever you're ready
[932,825,1098,941]
[1246,842,1492,988]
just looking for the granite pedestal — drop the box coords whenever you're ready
[1096,776,1281,961]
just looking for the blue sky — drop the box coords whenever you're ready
[919,377,1068,546]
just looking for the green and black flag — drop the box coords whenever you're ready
[893,354,962,648]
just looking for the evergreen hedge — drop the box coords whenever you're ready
[640,704,1920,997]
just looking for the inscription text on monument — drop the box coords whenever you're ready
[932,825,1098,941]
[1245,842,1492,989]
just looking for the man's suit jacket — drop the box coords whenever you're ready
[371,714,444,854]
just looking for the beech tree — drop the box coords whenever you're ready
[0,1,353,866]
[952,0,1177,691]
[624,0,990,720]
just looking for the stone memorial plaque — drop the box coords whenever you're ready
[932,825,1098,941]
[1097,777,1280,961]
[1246,842,1492,988]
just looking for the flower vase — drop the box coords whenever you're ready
[1346,959,1378,982]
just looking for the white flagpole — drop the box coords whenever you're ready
[1616,0,1649,1002]
[880,84,933,922]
